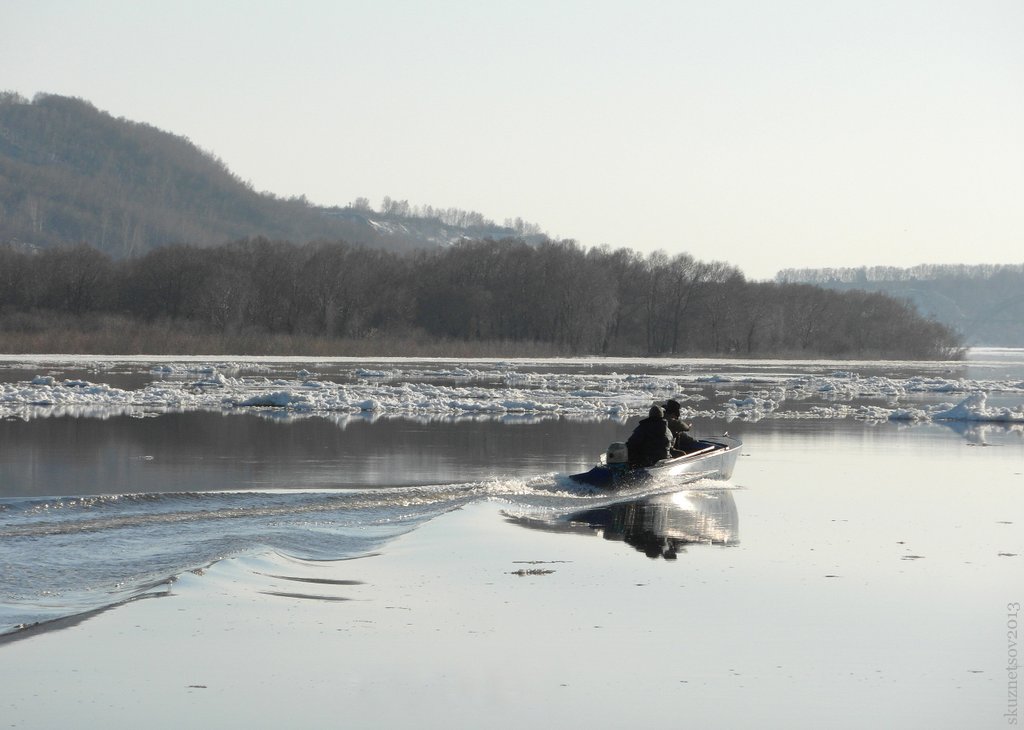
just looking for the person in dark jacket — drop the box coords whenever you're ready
[626,405,673,467]
[664,398,701,454]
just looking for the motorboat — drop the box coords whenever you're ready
[569,434,742,489]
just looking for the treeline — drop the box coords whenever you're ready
[0,239,962,358]
[349,196,545,237]
[776,263,1024,346]
[777,263,1024,284]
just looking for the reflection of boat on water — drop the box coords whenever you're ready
[569,435,742,489]
[507,490,739,560]
[569,491,740,559]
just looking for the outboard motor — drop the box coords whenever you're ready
[571,441,633,488]
[604,442,628,466]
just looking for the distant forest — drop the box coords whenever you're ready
[0,92,534,255]
[0,239,961,359]
[0,92,967,358]
[777,264,1024,346]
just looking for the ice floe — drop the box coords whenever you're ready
[1,356,1022,426]
[931,392,1024,423]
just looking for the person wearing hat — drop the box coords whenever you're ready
[625,404,674,467]
[664,398,701,454]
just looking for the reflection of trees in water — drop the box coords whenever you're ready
[508,490,739,560]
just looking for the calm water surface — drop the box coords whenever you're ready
[1,353,1022,728]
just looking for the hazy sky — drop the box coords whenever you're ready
[4,1,1022,279]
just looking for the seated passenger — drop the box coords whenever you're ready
[626,405,673,467]
[664,399,701,455]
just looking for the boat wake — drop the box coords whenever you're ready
[0,475,708,636]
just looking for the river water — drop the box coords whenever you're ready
[1,350,1022,727]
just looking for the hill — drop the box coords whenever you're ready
[0,92,539,256]
[776,264,1024,346]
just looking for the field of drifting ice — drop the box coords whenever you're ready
[1,355,1023,425]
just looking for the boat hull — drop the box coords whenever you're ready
[569,435,741,489]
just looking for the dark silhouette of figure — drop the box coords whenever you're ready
[626,405,673,467]
[664,398,701,454]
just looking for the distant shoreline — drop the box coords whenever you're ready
[0,317,966,361]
